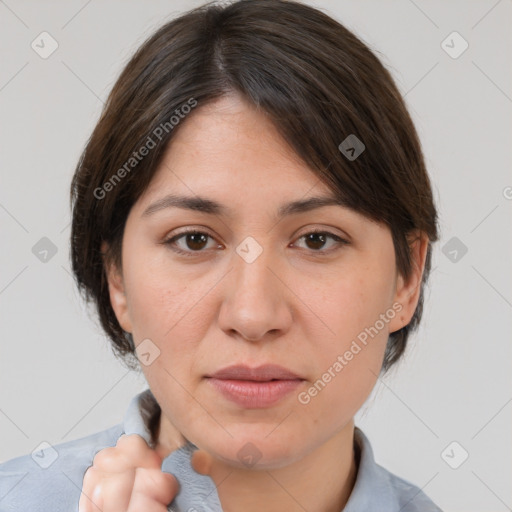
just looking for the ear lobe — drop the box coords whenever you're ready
[101,241,133,334]
[388,231,429,333]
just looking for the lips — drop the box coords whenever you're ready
[205,364,304,408]
[207,379,302,408]
[206,364,303,382]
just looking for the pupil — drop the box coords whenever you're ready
[188,233,207,250]
[307,233,325,250]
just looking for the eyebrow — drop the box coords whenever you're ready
[141,193,349,219]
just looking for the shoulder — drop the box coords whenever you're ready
[0,423,124,512]
[349,428,443,512]
[378,466,443,512]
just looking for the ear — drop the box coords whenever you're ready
[101,241,133,334]
[388,231,429,334]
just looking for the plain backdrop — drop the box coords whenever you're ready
[1,1,511,511]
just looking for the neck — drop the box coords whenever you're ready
[212,421,357,512]
[155,414,358,512]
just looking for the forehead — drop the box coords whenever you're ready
[139,94,337,209]
[122,96,388,246]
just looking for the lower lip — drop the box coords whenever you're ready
[206,378,303,408]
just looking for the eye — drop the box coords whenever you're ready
[162,228,349,257]
[163,230,221,256]
[293,230,349,253]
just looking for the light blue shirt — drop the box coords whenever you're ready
[0,389,442,511]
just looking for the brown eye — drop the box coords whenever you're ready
[181,232,209,251]
[163,228,348,257]
[164,230,219,255]
[294,231,348,253]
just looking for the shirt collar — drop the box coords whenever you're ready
[123,388,400,512]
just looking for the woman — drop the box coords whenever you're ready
[0,1,441,510]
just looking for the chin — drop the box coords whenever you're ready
[204,435,306,471]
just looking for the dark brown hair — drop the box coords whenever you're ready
[70,0,439,373]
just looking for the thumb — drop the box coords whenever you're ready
[191,449,214,476]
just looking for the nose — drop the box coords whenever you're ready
[217,240,293,342]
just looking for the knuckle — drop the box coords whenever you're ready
[116,434,160,467]
[142,449,163,468]
[81,466,102,494]
[135,467,160,492]
[117,433,149,451]
[132,467,177,504]
[80,470,103,512]
[92,446,117,467]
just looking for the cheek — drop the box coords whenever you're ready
[123,255,198,338]
[297,334,385,432]
[124,266,217,381]
[299,269,393,411]
[317,267,395,344]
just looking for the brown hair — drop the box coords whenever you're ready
[70,0,439,373]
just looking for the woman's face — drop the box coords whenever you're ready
[105,93,426,469]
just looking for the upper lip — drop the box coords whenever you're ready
[207,364,303,381]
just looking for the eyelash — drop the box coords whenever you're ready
[162,228,349,257]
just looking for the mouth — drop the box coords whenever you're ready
[205,364,305,408]
[206,363,303,381]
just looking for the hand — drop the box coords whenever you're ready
[79,434,179,512]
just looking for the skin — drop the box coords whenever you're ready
[103,92,429,512]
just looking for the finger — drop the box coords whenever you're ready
[80,467,135,512]
[95,471,138,512]
[78,482,104,512]
[126,493,171,512]
[191,449,214,476]
[115,434,163,469]
[127,467,179,512]
[116,433,152,454]
[91,438,161,472]
[79,467,105,512]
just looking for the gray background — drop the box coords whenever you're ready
[1,1,511,511]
